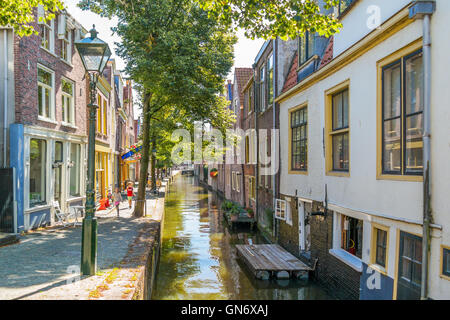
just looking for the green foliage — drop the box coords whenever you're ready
[198,0,342,40]
[0,0,64,37]
[221,200,234,211]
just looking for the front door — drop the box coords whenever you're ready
[298,201,311,255]
[53,141,63,207]
[397,231,422,300]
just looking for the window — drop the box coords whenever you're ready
[69,143,81,197]
[97,94,102,133]
[232,171,236,190]
[29,139,47,207]
[236,173,240,192]
[341,215,363,259]
[382,50,423,176]
[61,78,74,124]
[337,0,355,16]
[285,198,292,226]
[245,135,250,164]
[326,85,350,174]
[275,199,286,221]
[249,176,255,200]
[290,106,307,171]
[259,66,265,112]
[398,232,422,296]
[248,86,253,114]
[298,32,315,65]
[372,226,388,269]
[103,97,107,134]
[267,54,274,106]
[442,246,450,279]
[60,28,71,62]
[40,19,54,52]
[38,66,54,119]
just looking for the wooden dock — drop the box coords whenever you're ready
[236,244,316,280]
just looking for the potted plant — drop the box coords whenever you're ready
[210,168,218,178]
[230,203,240,222]
[246,207,254,218]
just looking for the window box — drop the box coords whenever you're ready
[329,248,362,272]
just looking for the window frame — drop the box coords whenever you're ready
[259,65,266,112]
[37,64,55,120]
[381,49,423,177]
[377,40,424,182]
[60,28,72,63]
[267,54,274,107]
[61,77,75,125]
[298,31,316,66]
[441,245,450,280]
[289,104,308,173]
[275,199,287,221]
[28,138,48,208]
[40,18,54,52]
[248,176,255,200]
[69,143,81,198]
[370,223,390,274]
[325,80,350,177]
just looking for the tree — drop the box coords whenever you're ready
[79,0,237,217]
[0,0,64,37]
[198,0,342,40]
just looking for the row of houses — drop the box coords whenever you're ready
[0,7,140,233]
[198,0,450,300]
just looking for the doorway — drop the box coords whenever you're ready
[298,201,311,258]
[53,141,63,207]
[397,231,422,300]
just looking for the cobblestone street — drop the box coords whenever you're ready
[0,196,160,300]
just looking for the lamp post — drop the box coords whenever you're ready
[75,25,112,275]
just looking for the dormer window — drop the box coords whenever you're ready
[337,0,356,16]
[298,31,315,66]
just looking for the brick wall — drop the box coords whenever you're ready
[310,210,361,300]
[14,10,87,136]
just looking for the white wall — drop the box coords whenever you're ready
[334,0,412,57]
[279,0,450,298]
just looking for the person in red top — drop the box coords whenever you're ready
[126,182,134,209]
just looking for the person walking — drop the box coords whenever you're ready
[126,182,134,209]
[113,187,122,217]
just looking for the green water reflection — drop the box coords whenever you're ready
[152,175,334,300]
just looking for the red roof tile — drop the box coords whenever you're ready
[234,68,253,104]
[319,37,334,69]
[282,52,299,93]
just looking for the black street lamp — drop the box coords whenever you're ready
[75,25,112,275]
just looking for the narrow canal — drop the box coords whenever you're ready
[152,175,334,300]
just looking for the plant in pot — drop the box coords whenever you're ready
[245,207,254,219]
[230,204,240,222]
[221,200,233,212]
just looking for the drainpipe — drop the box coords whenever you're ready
[409,0,435,300]
[3,29,8,168]
[252,64,259,227]
[272,38,278,240]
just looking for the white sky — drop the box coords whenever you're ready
[64,0,264,117]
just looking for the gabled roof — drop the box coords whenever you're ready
[319,37,334,69]
[282,52,299,94]
[234,68,253,104]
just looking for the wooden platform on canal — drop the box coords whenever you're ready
[236,244,316,280]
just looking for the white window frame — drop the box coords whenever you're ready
[37,64,55,121]
[275,199,286,221]
[260,66,265,112]
[60,28,72,63]
[69,143,81,198]
[285,197,292,226]
[232,171,236,190]
[40,18,54,53]
[61,77,75,125]
[236,172,240,192]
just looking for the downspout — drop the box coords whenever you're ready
[3,30,8,168]
[272,38,278,240]
[409,0,435,300]
[252,64,259,227]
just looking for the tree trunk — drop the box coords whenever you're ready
[134,92,152,217]
[151,138,156,190]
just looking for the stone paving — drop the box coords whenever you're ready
[0,194,161,300]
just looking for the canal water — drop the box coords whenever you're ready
[152,175,334,300]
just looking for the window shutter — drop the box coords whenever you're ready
[37,4,45,24]
[58,13,67,39]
